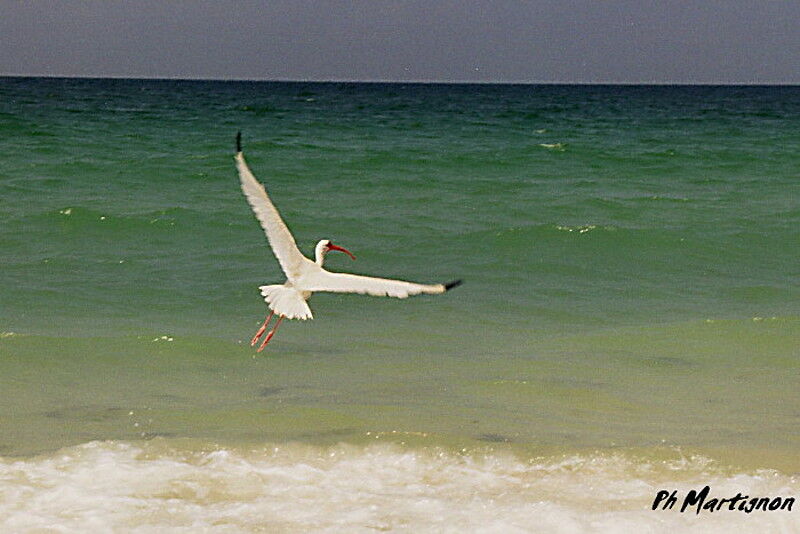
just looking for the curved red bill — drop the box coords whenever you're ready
[328,243,356,260]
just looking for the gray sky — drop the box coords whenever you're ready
[2,1,799,83]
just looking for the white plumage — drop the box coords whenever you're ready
[258,284,313,321]
[236,150,307,281]
[301,270,447,299]
[235,133,461,350]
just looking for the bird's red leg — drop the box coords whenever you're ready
[257,316,284,352]
[251,310,274,346]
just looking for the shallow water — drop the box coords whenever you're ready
[1,78,798,531]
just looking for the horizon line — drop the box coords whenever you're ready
[2,73,800,87]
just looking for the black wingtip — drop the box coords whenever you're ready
[236,131,242,153]
[444,279,463,292]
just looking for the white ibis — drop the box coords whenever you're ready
[235,133,462,351]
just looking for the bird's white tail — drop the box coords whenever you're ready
[259,285,313,320]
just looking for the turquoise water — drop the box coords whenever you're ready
[1,78,798,531]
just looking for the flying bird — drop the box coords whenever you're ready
[235,132,462,351]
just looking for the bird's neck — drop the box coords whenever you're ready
[315,250,326,266]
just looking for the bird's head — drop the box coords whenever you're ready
[315,239,356,265]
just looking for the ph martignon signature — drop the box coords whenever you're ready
[652,486,795,514]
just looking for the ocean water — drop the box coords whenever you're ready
[1,78,798,532]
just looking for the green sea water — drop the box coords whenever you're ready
[0,78,798,531]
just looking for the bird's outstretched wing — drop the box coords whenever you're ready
[303,269,462,299]
[236,136,309,280]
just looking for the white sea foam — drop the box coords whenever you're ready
[539,143,565,151]
[0,441,797,533]
[556,224,597,234]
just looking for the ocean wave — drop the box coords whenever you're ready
[539,142,566,151]
[0,440,796,533]
[10,205,249,238]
